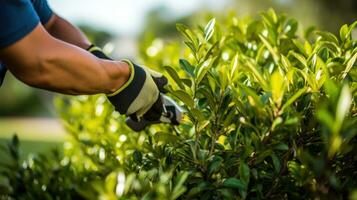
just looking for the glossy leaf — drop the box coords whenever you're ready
[179,59,195,77]
[171,89,194,108]
[204,18,216,41]
[223,178,246,190]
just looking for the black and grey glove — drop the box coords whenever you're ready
[88,45,168,120]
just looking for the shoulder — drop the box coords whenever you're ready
[0,0,40,49]
[30,0,53,25]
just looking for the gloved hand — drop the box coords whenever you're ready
[87,45,168,120]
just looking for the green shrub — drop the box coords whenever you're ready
[1,9,356,200]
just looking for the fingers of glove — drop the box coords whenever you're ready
[153,76,168,93]
[143,95,164,121]
[141,66,168,93]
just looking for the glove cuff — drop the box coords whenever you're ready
[107,59,135,97]
[107,60,147,115]
[87,44,112,60]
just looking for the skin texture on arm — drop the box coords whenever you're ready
[44,14,91,49]
[0,23,130,95]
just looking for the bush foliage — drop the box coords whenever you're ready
[1,9,357,200]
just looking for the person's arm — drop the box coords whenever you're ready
[44,14,91,49]
[0,23,130,95]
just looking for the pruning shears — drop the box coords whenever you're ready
[125,94,183,132]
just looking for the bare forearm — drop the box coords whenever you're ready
[0,24,130,95]
[34,39,129,95]
[45,14,91,49]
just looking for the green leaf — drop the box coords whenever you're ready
[187,182,210,197]
[280,54,292,71]
[154,132,181,145]
[197,120,210,132]
[179,59,195,77]
[347,21,357,39]
[208,156,223,175]
[261,8,278,29]
[335,85,351,132]
[289,51,307,67]
[176,23,190,38]
[342,52,357,79]
[274,143,289,151]
[184,41,197,54]
[315,31,339,45]
[164,66,185,89]
[223,107,237,127]
[324,79,339,99]
[176,23,198,48]
[207,73,217,93]
[259,34,279,63]
[204,18,216,41]
[243,57,269,91]
[304,41,312,56]
[105,171,118,193]
[271,154,281,173]
[172,172,189,200]
[238,84,264,108]
[271,70,286,107]
[255,150,273,164]
[339,24,349,42]
[203,41,219,61]
[230,53,239,79]
[196,58,213,85]
[271,117,283,131]
[281,87,307,113]
[292,39,308,56]
[222,178,246,190]
[285,117,299,125]
[317,108,335,132]
[284,19,298,37]
[239,162,250,184]
[295,68,317,91]
[181,78,192,88]
[314,41,340,55]
[171,90,194,108]
[267,8,278,24]
[133,150,142,164]
[190,108,206,122]
[304,26,316,39]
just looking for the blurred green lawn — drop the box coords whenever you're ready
[0,118,65,160]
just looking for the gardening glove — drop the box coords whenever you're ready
[87,45,168,120]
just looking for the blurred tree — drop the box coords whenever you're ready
[314,0,357,32]
[0,74,53,116]
[230,0,357,33]
[140,6,193,39]
[139,0,357,47]
[78,24,113,47]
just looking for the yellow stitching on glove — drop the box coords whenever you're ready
[107,59,135,97]
[88,46,102,53]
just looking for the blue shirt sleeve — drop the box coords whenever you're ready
[0,0,53,49]
[31,0,53,25]
[0,0,53,85]
[0,0,39,49]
